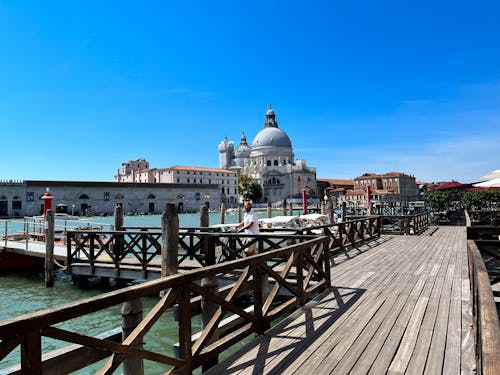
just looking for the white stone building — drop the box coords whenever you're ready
[115,163,238,207]
[218,105,318,203]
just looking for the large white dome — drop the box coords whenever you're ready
[251,127,292,149]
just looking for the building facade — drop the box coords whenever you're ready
[218,105,318,203]
[115,163,238,206]
[337,172,421,209]
[0,180,221,217]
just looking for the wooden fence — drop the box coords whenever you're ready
[0,236,329,374]
[381,212,429,235]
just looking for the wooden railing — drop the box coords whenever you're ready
[381,212,429,235]
[467,240,500,375]
[0,236,330,374]
[66,230,318,278]
[66,216,382,280]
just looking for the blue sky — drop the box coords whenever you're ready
[1,0,498,183]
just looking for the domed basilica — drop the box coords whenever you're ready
[218,105,318,202]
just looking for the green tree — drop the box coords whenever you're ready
[238,174,263,202]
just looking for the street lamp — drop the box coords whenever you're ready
[71,204,75,216]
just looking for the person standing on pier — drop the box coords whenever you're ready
[236,201,260,256]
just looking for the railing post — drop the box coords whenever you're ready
[162,203,179,278]
[201,237,219,372]
[178,287,193,372]
[341,202,347,222]
[21,330,42,374]
[122,299,144,375]
[45,209,55,287]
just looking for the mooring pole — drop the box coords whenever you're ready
[282,199,287,216]
[220,202,226,224]
[267,201,272,218]
[45,209,55,287]
[161,203,179,278]
[341,201,347,222]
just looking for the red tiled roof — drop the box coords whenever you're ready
[168,166,236,174]
[318,178,354,186]
[435,181,463,190]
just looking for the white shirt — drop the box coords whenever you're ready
[244,210,260,235]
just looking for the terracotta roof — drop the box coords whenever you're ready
[318,178,354,186]
[435,181,463,190]
[168,166,236,174]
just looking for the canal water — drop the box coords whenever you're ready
[0,211,269,374]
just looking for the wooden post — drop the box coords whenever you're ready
[267,201,272,218]
[111,204,124,283]
[122,299,144,375]
[114,204,124,231]
[289,202,294,216]
[238,204,242,223]
[45,209,55,287]
[220,202,226,224]
[282,199,287,216]
[161,203,179,278]
[200,204,209,228]
[341,201,347,222]
[327,199,334,224]
[201,238,219,372]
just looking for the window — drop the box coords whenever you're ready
[274,160,279,166]
[79,194,89,200]
[187,178,190,183]
[12,200,21,209]
[221,187,225,194]
[104,192,111,201]
[177,194,184,199]
[177,178,180,183]
[27,192,34,201]
[147,194,156,199]
[209,179,211,184]
[266,160,271,166]
[195,192,200,200]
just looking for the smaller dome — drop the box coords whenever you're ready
[266,108,275,116]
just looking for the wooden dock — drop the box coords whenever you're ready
[206,226,476,374]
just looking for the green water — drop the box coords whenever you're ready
[0,212,269,373]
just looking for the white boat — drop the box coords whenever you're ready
[299,214,329,227]
[258,216,301,229]
[210,223,239,232]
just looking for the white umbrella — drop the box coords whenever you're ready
[473,178,500,188]
[479,169,500,180]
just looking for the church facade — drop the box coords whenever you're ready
[218,105,318,203]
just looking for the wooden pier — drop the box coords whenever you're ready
[206,226,480,374]
[1,211,499,374]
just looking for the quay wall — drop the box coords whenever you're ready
[0,180,223,217]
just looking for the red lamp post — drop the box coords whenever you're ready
[41,188,53,217]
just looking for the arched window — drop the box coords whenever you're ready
[79,194,89,200]
[277,179,280,184]
[272,177,276,184]
[266,160,271,166]
[274,160,279,166]
[147,194,156,199]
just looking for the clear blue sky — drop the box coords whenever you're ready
[1,1,498,183]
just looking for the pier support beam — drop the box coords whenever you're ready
[45,209,55,287]
[122,299,144,375]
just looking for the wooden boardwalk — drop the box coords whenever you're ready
[206,226,475,374]
[1,240,68,261]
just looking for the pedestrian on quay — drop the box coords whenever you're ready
[235,201,260,256]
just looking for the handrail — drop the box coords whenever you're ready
[467,240,500,375]
[0,236,330,374]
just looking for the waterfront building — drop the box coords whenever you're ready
[115,162,238,206]
[337,172,421,209]
[0,180,221,217]
[218,105,318,203]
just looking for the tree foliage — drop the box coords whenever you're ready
[424,189,500,212]
[238,174,262,202]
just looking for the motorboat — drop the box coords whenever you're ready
[258,216,301,229]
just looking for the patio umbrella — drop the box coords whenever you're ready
[479,169,500,180]
[473,178,500,188]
